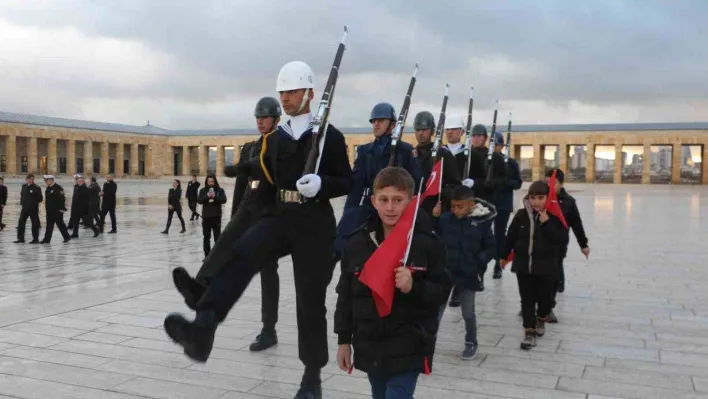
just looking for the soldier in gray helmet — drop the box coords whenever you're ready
[172,96,282,352]
[412,111,461,216]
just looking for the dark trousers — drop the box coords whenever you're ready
[165,207,186,232]
[493,210,511,272]
[72,213,98,236]
[92,211,101,228]
[552,256,566,308]
[517,273,556,329]
[196,203,280,332]
[368,370,420,399]
[0,205,4,226]
[201,217,221,256]
[17,210,40,241]
[44,211,70,242]
[198,202,336,369]
[188,200,199,219]
[100,207,117,231]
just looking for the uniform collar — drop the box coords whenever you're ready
[282,113,314,140]
[445,142,464,155]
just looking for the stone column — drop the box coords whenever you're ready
[101,141,109,175]
[702,145,708,185]
[48,138,57,175]
[131,143,139,176]
[182,146,191,176]
[216,145,225,176]
[642,144,651,184]
[28,136,38,174]
[558,144,568,176]
[198,146,207,176]
[233,145,240,164]
[613,145,623,184]
[145,144,154,177]
[6,134,17,176]
[116,143,125,177]
[531,143,542,181]
[67,139,76,176]
[84,140,93,175]
[586,144,595,183]
[671,143,682,184]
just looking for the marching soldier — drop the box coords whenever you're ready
[70,176,99,238]
[14,174,43,244]
[412,111,461,215]
[89,176,102,230]
[40,175,71,244]
[333,102,422,262]
[467,124,494,201]
[100,175,118,233]
[443,113,468,179]
[166,60,353,399]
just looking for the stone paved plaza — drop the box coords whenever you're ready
[1,178,708,398]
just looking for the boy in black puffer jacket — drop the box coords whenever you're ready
[334,167,451,398]
[433,185,496,361]
[501,180,566,350]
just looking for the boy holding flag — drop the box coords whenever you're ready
[334,167,451,398]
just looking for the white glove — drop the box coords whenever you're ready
[462,178,475,188]
[296,174,322,198]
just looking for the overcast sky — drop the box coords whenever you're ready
[0,0,706,130]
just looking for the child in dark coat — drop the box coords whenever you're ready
[335,167,452,398]
[433,185,496,360]
[501,180,567,350]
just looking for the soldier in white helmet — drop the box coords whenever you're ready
[166,61,353,399]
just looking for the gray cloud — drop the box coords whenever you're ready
[0,0,706,129]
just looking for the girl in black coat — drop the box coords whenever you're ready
[162,180,186,234]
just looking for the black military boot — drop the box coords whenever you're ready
[493,266,503,279]
[172,267,206,310]
[294,367,322,399]
[164,309,217,363]
[249,329,278,352]
[448,287,460,308]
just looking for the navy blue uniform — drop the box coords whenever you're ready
[333,134,421,261]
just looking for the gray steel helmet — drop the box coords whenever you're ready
[471,123,488,136]
[254,97,282,118]
[413,111,435,130]
[369,102,396,123]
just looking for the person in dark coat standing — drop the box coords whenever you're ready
[100,175,118,233]
[162,179,186,234]
[67,174,81,230]
[487,132,523,280]
[197,174,227,258]
[40,175,71,244]
[70,176,99,238]
[186,175,200,221]
[88,177,102,230]
[0,176,7,231]
[14,174,43,244]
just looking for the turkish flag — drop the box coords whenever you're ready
[422,159,443,199]
[547,170,568,229]
[358,195,418,317]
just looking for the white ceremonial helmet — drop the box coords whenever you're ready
[276,61,315,92]
[445,113,465,129]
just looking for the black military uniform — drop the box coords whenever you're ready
[89,178,102,229]
[0,179,7,231]
[100,179,118,233]
[41,177,71,243]
[466,124,498,202]
[15,176,43,243]
[70,182,99,238]
[186,179,200,220]
[412,111,461,216]
[166,114,352,393]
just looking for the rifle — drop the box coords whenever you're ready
[388,63,419,167]
[303,26,348,175]
[462,86,474,179]
[504,112,512,163]
[430,83,450,162]
[485,100,499,182]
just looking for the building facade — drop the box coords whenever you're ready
[1,111,707,184]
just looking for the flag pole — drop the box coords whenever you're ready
[402,177,424,266]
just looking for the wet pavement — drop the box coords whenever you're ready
[1,178,708,398]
